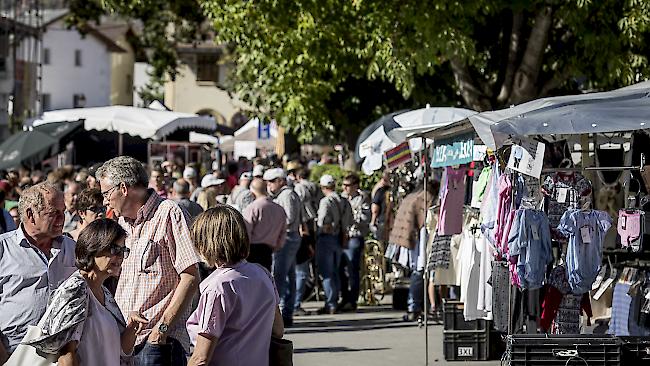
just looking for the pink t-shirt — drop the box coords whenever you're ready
[186,260,279,366]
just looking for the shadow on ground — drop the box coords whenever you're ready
[286,315,417,334]
[294,346,390,354]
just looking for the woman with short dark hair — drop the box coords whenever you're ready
[25,219,147,365]
[67,188,105,241]
[187,205,284,366]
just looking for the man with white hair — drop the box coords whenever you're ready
[0,182,77,362]
[62,181,82,233]
[97,156,200,366]
[264,167,302,327]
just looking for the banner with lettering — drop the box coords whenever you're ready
[431,133,474,168]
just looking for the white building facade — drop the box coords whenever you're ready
[41,14,126,111]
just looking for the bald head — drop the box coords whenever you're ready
[250,178,267,198]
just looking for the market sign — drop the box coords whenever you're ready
[431,133,474,168]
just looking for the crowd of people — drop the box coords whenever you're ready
[0,153,379,365]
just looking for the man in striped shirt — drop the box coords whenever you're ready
[97,156,200,366]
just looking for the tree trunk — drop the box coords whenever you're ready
[450,56,493,111]
[496,10,524,104]
[509,6,553,105]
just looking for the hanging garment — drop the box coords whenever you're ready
[540,265,592,334]
[481,164,501,246]
[471,165,492,208]
[507,209,553,289]
[490,262,510,332]
[477,228,495,319]
[493,174,513,257]
[558,209,612,294]
[457,217,490,321]
[543,172,593,240]
[617,209,644,252]
[438,167,467,236]
[608,282,650,336]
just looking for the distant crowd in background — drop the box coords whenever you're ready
[0,151,388,365]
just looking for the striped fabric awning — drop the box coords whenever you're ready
[384,141,411,169]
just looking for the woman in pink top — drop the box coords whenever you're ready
[187,205,284,366]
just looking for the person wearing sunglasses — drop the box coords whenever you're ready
[19,219,148,366]
[67,188,106,241]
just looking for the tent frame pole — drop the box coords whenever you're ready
[422,136,429,366]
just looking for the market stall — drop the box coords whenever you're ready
[382,80,650,365]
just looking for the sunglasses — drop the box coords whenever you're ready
[108,244,130,259]
[87,206,107,214]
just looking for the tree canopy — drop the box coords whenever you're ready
[69,0,650,143]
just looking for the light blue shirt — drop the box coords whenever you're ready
[558,209,612,294]
[508,209,552,289]
[0,227,77,353]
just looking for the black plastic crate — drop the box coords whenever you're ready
[443,330,490,361]
[443,300,488,331]
[506,334,621,366]
[620,337,650,362]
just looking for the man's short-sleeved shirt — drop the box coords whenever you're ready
[0,227,77,353]
[115,190,201,353]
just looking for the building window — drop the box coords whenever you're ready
[74,49,81,67]
[42,94,51,111]
[73,94,86,108]
[196,54,220,83]
[43,48,50,65]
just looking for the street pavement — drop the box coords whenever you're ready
[285,297,503,366]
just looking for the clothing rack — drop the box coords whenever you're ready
[541,153,646,173]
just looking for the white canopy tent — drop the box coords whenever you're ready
[217,118,278,152]
[189,131,220,145]
[358,107,476,173]
[32,106,217,140]
[466,81,650,148]
[386,107,476,148]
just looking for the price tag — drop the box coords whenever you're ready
[531,225,540,240]
[557,188,568,203]
[593,277,614,300]
[580,226,592,244]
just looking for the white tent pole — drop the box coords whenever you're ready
[422,136,429,366]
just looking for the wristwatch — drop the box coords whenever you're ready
[158,322,169,334]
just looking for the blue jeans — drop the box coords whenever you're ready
[341,236,364,305]
[316,234,342,310]
[408,270,424,313]
[132,337,186,366]
[294,261,310,309]
[273,231,301,320]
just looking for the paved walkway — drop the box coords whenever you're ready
[285,298,503,366]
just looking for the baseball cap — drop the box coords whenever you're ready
[286,160,302,172]
[252,165,265,178]
[201,174,226,188]
[183,167,197,179]
[263,168,286,181]
[319,174,335,187]
[240,171,253,180]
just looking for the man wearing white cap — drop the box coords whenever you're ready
[252,165,265,178]
[226,172,255,212]
[264,167,302,326]
[316,174,353,314]
[182,167,198,194]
